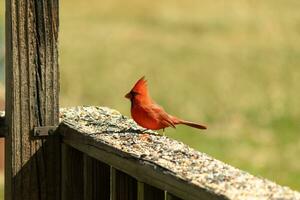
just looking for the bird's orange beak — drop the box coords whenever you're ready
[125,92,131,99]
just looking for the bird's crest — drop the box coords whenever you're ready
[131,76,148,95]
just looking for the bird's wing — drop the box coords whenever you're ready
[147,103,176,129]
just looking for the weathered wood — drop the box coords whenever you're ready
[62,144,84,200]
[5,0,60,198]
[60,124,225,200]
[84,154,110,200]
[59,106,300,200]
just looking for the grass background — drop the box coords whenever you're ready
[1,0,300,197]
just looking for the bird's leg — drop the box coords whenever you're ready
[162,128,165,136]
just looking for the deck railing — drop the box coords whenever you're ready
[58,106,300,200]
[1,106,300,199]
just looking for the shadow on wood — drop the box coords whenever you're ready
[8,135,61,200]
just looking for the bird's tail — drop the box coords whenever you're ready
[179,120,207,130]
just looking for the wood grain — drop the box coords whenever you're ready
[5,0,60,199]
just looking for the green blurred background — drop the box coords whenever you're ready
[0,0,300,197]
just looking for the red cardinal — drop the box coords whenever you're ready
[125,76,207,131]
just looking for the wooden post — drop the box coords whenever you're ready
[5,0,60,199]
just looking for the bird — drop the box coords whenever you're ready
[125,76,207,131]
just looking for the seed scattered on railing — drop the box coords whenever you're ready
[59,106,300,200]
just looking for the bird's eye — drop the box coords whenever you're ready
[131,91,139,96]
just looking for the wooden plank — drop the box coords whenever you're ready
[60,125,225,200]
[62,144,84,200]
[84,154,110,200]
[5,0,60,199]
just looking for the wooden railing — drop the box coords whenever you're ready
[58,106,300,200]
